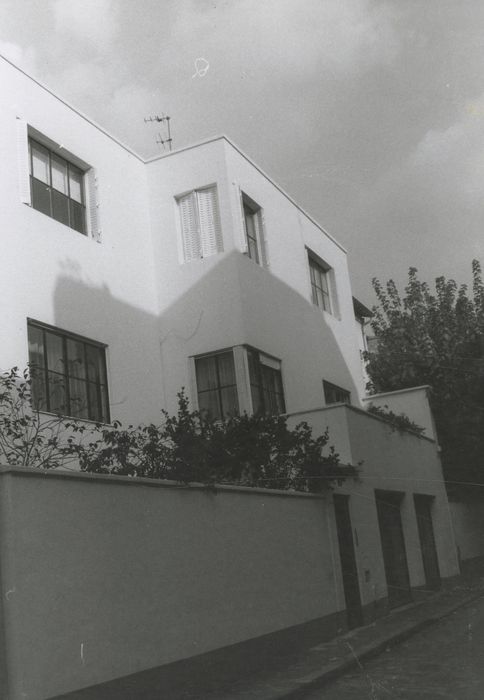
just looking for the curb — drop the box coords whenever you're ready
[271,589,484,700]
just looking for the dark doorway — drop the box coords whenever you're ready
[333,494,363,629]
[414,494,441,590]
[375,490,412,608]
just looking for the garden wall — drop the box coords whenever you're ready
[0,466,342,700]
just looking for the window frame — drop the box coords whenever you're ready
[194,349,239,420]
[28,137,87,235]
[308,251,332,313]
[241,193,266,265]
[247,347,286,416]
[323,380,351,405]
[176,184,223,262]
[27,319,110,423]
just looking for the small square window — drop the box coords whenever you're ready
[29,138,87,234]
[27,320,109,422]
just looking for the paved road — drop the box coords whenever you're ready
[302,595,484,699]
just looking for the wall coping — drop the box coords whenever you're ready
[0,464,332,501]
[362,385,431,400]
[287,402,436,444]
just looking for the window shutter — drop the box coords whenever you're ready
[16,118,31,205]
[178,192,201,261]
[197,186,222,257]
[87,168,102,242]
[256,210,269,267]
[235,184,248,253]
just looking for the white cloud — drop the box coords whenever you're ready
[53,0,117,46]
[169,0,400,78]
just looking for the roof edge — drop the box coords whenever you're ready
[0,53,144,161]
[147,134,347,254]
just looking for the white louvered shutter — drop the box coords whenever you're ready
[16,118,31,205]
[178,192,201,261]
[197,186,222,257]
[256,209,269,267]
[87,168,102,242]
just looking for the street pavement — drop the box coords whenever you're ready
[302,595,484,699]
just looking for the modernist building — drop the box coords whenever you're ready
[0,55,462,699]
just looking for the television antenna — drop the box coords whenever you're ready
[144,114,173,151]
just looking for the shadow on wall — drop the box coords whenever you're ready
[51,250,360,424]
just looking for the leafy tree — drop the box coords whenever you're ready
[365,260,484,496]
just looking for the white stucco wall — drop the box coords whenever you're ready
[289,405,459,609]
[147,137,366,415]
[1,57,163,425]
[362,386,438,441]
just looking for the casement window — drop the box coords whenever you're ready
[193,346,286,418]
[16,120,101,241]
[29,138,86,234]
[247,349,286,416]
[241,193,267,266]
[323,380,350,405]
[177,185,223,261]
[308,253,332,313]
[27,320,109,423]
[195,350,239,420]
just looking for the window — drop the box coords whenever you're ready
[29,138,86,234]
[308,253,332,313]
[323,380,350,405]
[177,185,222,261]
[241,193,267,266]
[248,349,286,415]
[27,320,109,422]
[195,351,239,420]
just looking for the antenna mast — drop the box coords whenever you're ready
[144,114,173,151]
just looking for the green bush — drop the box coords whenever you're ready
[0,369,357,493]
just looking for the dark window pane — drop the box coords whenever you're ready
[66,339,87,379]
[52,190,70,226]
[99,383,109,423]
[45,332,65,373]
[217,352,236,387]
[85,345,101,383]
[220,386,239,417]
[31,177,52,217]
[69,378,89,419]
[28,324,44,372]
[196,356,218,391]
[47,371,67,414]
[69,200,86,234]
[198,389,222,420]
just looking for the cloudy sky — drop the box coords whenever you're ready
[1,0,482,303]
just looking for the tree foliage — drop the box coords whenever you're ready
[0,367,80,469]
[72,391,356,492]
[365,260,484,495]
[0,369,356,493]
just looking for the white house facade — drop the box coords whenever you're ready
[0,55,463,700]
